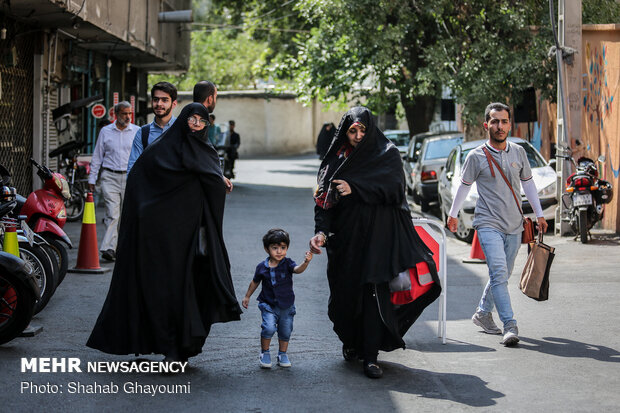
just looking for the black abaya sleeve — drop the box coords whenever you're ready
[314,204,333,234]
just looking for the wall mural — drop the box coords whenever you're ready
[583,42,618,178]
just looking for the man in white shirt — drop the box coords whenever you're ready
[88,101,139,262]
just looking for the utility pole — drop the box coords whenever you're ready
[554,0,582,235]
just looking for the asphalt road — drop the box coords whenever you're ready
[1,154,619,412]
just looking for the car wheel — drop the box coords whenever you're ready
[412,189,421,205]
[454,212,474,243]
[420,197,431,213]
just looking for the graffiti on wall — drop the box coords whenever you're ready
[583,42,619,179]
[583,42,614,133]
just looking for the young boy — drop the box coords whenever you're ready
[242,228,312,369]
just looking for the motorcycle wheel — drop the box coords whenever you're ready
[18,243,56,314]
[41,236,68,285]
[0,271,36,345]
[579,209,588,244]
[65,185,85,222]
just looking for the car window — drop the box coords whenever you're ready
[460,148,473,164]
[385,132,410,147]
[446,149,457,173]
[411,136,425,161]
[424,137,463,160]
[516,142,546,168]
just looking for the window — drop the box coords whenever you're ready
[424,137,463,160]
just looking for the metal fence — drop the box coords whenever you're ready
[0,25,34,195]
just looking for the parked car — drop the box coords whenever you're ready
[437,137,557,243]
[403,131,460,198]
[383,129,410,155]
[408,133,464,212]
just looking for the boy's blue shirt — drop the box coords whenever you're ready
[253,257,297,309]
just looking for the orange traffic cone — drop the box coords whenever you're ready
[2,222,20,257]
[462,230,486,264]
[69,192,110,274]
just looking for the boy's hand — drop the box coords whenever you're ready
[241,297,249,309]
[303,251,313,263]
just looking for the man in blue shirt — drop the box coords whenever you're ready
[207,113,221,146]
[127,82,178,172]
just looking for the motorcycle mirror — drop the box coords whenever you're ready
[598,155,606,163]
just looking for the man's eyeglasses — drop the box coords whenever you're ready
[188,117,208,127]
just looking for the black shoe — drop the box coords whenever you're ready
[342,345,357,361]
[363,361,383,379]
[101,249,116,262]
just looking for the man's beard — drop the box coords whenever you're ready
[154,106,172,119]
[489,131,507,143]
[116,118,128,128]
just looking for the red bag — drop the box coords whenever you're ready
[390,261,435,305]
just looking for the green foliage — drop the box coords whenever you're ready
[420,1,556,124]
[583,0,620,24]
[149,29,268,91]
[176,0,620,129]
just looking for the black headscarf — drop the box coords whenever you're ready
[87,102,241,358]
[315,106,406,210]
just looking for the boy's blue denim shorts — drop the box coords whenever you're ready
[258,302,296,342]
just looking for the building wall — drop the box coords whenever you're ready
[581,24,620,231]
[172,91,346,157]
[64,0,190,69]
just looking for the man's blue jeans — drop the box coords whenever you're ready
[476,227,521,329]
[258,302,296,342]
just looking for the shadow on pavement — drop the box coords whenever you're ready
[360,360,504,407]
[412,338,496,353]
[519,337,620,362]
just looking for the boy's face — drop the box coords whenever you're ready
[266,242,288,262]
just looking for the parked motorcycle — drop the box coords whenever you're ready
[562,154,613,243]
[48,140,89,222]
[0,252,39,345]
[2,166,59,313]
[0,172,39,344]
[13,158,72,286]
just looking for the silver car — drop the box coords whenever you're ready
[384,129,410,156]
[408,133,464,212]
[437,138,557,243]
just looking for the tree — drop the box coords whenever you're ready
[420,0,620,126]
[150,30,268,90]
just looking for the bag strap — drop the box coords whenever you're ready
[482,145,524,218]
[141,124,151,150]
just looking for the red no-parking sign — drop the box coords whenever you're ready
[91,104,106,119]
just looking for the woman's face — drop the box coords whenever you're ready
[187,114,208,132]
[346,123,366,147]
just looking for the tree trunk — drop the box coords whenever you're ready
[402,94,436,135]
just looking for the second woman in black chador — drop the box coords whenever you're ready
[87,103,242,362]
[309,106,441,378]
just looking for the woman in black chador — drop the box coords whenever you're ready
[316,122,335,160]
[87,103,242,362]
[309,106,441,379]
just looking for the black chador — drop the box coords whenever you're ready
[314,106,441,354]
[87,103,242,359]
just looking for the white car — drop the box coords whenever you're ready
[383,129,410,156]
[437,137,557,243]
